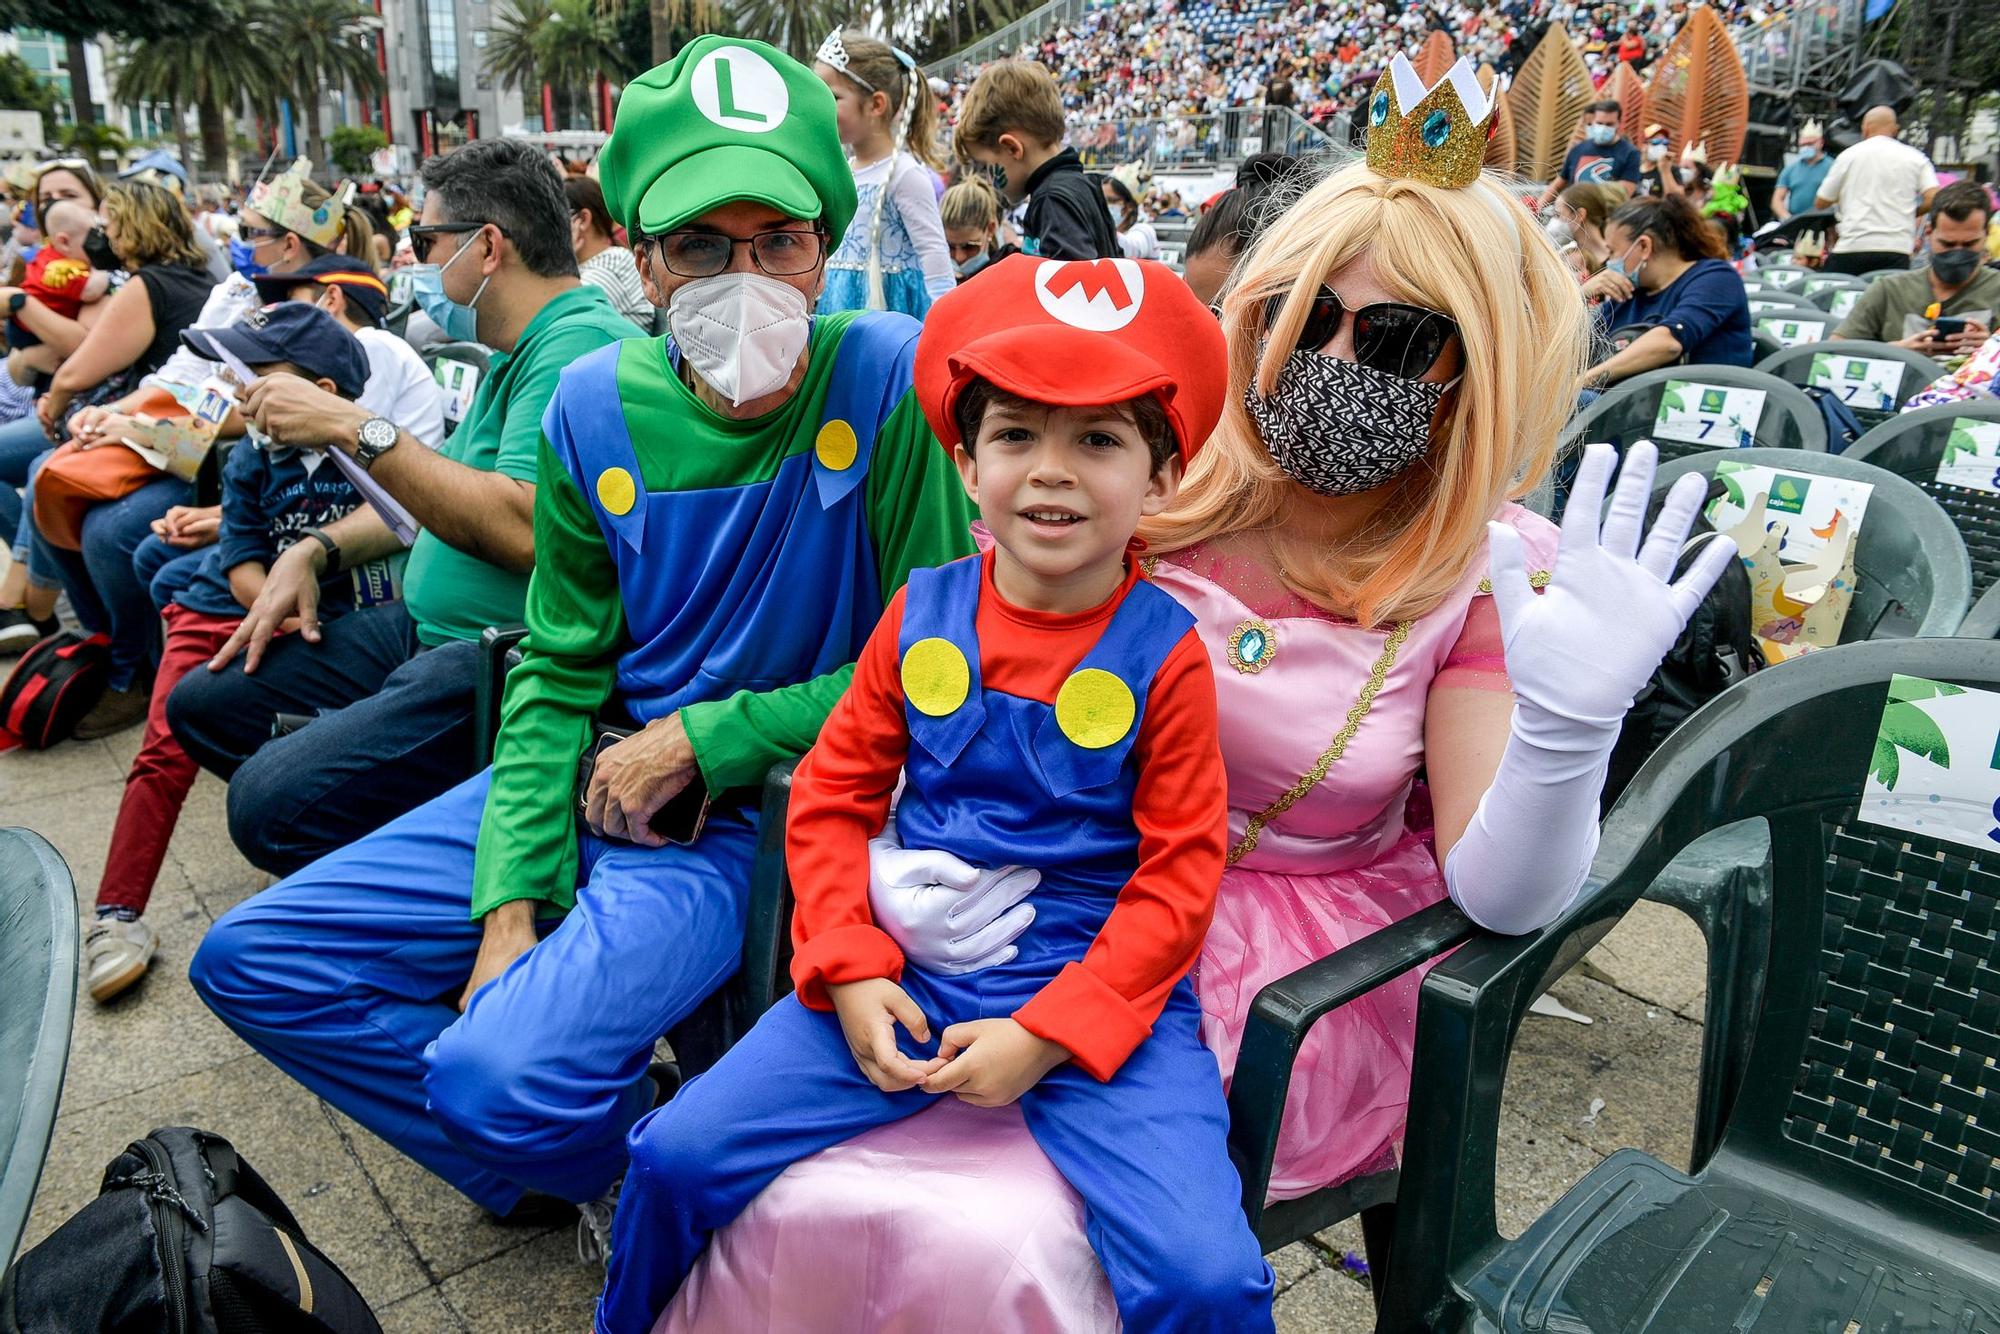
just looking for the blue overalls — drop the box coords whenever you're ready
[191,316,921,1216]
[597,556,1276,1334]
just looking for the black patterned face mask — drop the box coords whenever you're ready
[1244,349,1451,496]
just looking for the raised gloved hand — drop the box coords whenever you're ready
[868,832,1039,975]
[1488,440,1737,733]
[1446,440,1737,936]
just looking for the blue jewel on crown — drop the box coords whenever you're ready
[1227,619,1277,674]
[1421,109,1451,147]
[1370,91,1390,126]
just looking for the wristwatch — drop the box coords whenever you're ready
[7,293,25,314]
[353,416,400,470]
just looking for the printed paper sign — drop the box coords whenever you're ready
[1861,674,2000,856]
[1708,457,1874,563]
[1827,289,1860,320]
[1762,267,1809,289]
[1749,297,1804,315]
[1757,316,1829,348]
[1802,277,1850,298]
[1654,380,1767,447]
[434,358,480,425]
[1936,417,2000,495]
[1808,352,1902,412]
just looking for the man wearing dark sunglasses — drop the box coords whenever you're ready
[190,38,974,1255]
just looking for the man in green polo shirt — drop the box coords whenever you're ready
[166,138,638,874]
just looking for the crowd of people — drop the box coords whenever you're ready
[937,0,1805,158]
[3,9,1998,1332]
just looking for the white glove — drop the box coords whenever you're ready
[867,833,1039,975]
[1445,441,1737,935]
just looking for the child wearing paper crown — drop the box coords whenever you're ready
[597,254,1274,1334]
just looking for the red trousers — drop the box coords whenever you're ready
[97,604,241,913]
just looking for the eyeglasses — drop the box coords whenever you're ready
[408,221,501,263]
[239,224,286,243]
[1267,285,1459,380]
[648,227,826,278]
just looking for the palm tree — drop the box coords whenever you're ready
[489,0,626,131]
[265,0,386,169]
[647,0,721,67]
[115,2,281,177]
[729,0,844,64]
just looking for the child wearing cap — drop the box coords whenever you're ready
[599,255,1273,1334]
[81,303,379,1006]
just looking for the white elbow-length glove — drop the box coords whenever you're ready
[867,828,1039,974]
[1445,440,1738,935]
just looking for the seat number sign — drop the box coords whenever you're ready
[1653,380,1767,447]
[1808,352,1900,412]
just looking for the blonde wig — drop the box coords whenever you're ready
[1143,159,1589,627]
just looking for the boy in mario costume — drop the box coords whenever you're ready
[187,36,972,1227]
[598,254,1275,1333]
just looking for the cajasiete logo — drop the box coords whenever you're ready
[692,46,789,134]
[1034,259,1145,332]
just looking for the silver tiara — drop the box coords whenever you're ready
[816,30,877,92]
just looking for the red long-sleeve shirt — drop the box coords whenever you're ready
[786,552,1228,1081]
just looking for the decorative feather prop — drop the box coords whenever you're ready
[1510,25,1595,181]
[1477,64,1517,172]
[1644,6,1749,168]
[1414,29,1456,85]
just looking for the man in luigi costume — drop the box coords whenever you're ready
[184,35,974,1237]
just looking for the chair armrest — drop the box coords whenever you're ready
[738,758,800,1019]
[1227,899,1479,1227]
[473,624,530,768]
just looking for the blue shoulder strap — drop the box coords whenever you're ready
[813,312,921,511]
[544,342,648,553]
[898,556,986,767]
[1033,577,1197,798]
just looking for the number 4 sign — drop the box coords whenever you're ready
[1861,674,2000,855]
[1653,380,1767,447]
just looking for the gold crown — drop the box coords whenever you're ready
[1364,54,1494,190]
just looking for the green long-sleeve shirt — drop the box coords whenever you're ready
[470,316,975,918]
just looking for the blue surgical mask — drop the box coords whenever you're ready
[406,237,490,343]
[1586,123,1616,146]
[228,237,267,279]
[1799,144,1822,161]
[1604,239,1646,286]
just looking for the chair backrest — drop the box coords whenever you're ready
[1754,340,1947,432]
[1750,309,1836,350]
[1603,639,2000,1261]
[1565,365,1828,463]
[1753,265,1814,295]
[1961,581,2000,637]
[1746,295,1826,320]
[1847,398,2000,600]
[1654,447,1973,639]
[0,828,78,1273]
[424,342,493,428]
[1800,273,1868,310]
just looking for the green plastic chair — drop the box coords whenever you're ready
[1655,447,1973,640]
[1963,582,2000,638]
[1748,309,1835,353]
[1376,637,2000,1332]
[1566,367,1827,464]
[1847,399,2000,604]
[0,829,77,1275]
[1750,264,1813,295]
[1799,273,1869,311]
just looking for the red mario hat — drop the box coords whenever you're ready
[915,254,1227,465]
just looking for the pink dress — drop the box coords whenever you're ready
[655,506,1560,1333]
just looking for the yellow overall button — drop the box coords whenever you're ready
[596,466,637,516]
[901,637,971,717]
[1055,669,1135,749]
[816,419,858,471]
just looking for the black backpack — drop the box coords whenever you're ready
[0,630,110,750]
[1601,482,1763,806]
[0,1127,382,1334]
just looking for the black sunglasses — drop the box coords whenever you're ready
[409,220,503,263]
[1267,285,1460,380]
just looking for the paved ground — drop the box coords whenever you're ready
[6,682,1712,1331]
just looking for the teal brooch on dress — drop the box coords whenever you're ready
[1227,619,1276,674]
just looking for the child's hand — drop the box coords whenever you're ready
[827,978,946,1093]
[921,1018,1070,1108]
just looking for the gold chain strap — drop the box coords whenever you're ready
[1226,619,1413,866]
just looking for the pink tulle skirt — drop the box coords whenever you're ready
[653,831,1446,1332]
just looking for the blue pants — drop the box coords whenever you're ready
[133,534,204,613]
[37,470,190,689]
[190,769,759,1213]
[598,899,1275,1334]
[167,602,481,875]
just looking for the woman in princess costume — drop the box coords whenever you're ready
[654,55,1734,1329]
[813,30,955,319]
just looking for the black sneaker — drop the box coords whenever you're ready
[0,608,58,656]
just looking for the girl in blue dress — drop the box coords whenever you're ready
[814,30,954,319]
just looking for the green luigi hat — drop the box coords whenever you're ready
[599,36,858,248]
